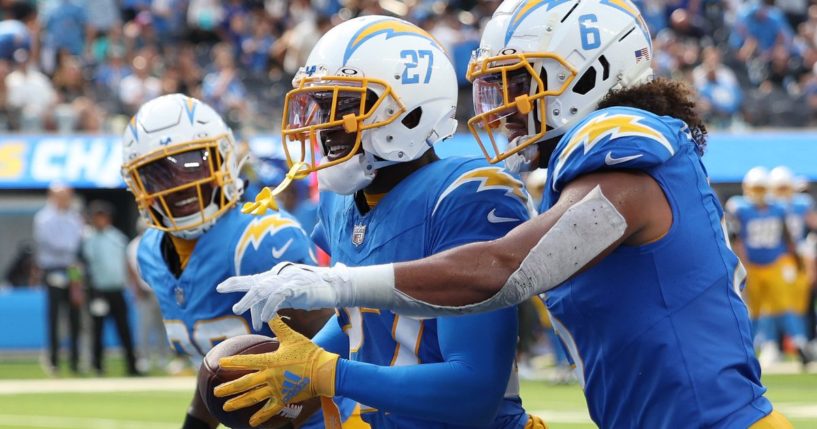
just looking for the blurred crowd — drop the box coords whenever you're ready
[3,0,817,136]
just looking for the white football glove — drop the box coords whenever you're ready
[217,262,351,331]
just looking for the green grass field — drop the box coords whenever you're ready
[0,357,815,428]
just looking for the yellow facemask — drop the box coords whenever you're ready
[743,185,768,205]
[280,75,407,174]
[772,185,794,201]
[122,134,240,234]
[467,51,577,164]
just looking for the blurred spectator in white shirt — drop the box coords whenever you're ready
[119,54,161,115]
[33,183,84,375]
[6,64,56,132]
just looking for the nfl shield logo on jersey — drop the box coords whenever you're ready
[352,224,366,247]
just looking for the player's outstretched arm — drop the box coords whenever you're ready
[390,170,665,311]
[334,308,519,425]
[219,171,667,321]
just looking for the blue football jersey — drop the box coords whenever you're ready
[137,207,315,359]
[542,107,771,428]
[726,196,789,265]
[315,157,531,429]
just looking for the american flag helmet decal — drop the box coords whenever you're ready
[635,47,650,63]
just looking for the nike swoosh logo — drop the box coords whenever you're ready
[271,238,294,259]
[604,152,643,165]
[487,209,519,224]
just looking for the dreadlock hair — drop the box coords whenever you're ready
[597,78,708,155]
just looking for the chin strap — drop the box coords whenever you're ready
[242,162,310,216]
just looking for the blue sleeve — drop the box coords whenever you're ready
[312,314,349,357]
[430,165,530,252]
[548,107,681,193]
[334,307,518,426]
[234,213,316,276]
[312,315,349,357]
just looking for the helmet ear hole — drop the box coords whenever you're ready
[599,55,610,80]
[572,66,597,95]
[537,69,548,93]
[401,106,422,129]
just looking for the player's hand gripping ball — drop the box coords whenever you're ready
[198,333,321,428]
[212,317,339,427]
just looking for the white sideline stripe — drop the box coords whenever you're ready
[530,404,817,424]
[530,410,593,423]
[0,414,178,429]
[0,377,196,395]
[774,404,817,419]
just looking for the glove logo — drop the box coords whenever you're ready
[276,403,303,419]
[281,370,310,403]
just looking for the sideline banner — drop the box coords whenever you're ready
[0,136,124,189]
[3,132,817,188]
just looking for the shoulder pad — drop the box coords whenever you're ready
[549,107,683,193]
[233,212,310,275]
[432,161,528,217]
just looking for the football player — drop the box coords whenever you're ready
[219,0,793,427]
[769,165,816,363]
[727,167,805,365]
[121,94,356,429]
[213,16,544,429]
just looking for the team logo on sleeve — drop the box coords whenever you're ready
[234,215,303,275]
[432,167,527,216]
[552,113,673,185]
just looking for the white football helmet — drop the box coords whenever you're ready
[121,94,244,239]
[281,15,458,194]
[769,166,795,200]
[743,166,770,205]
[467,0,654,171]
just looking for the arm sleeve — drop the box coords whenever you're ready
[311,315,349,358]
[334,307,518,426]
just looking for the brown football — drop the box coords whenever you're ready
[198,334,321,428]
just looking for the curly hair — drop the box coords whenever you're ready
[597,78,708,155]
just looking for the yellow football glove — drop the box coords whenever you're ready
[213,316,339,427]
